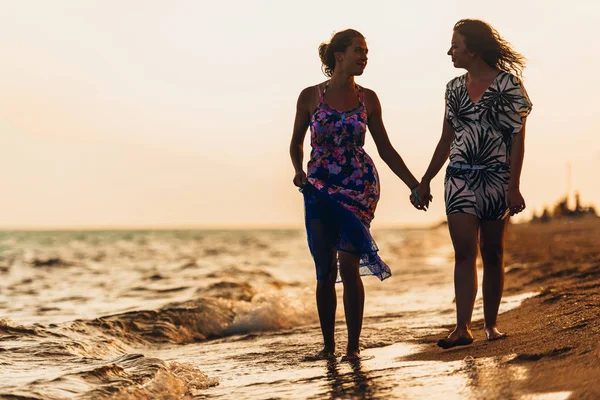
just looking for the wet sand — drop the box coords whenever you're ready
[405,217,600,399]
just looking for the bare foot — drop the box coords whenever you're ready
[437,327,474,349]
[485,326,507,341]
[314,346,336,359]
[341,349,360,362]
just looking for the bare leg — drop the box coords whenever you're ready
[307,216,339,357]
[338,251,363,360]
[316,264,338,356]
[438,213,480,349]
[480,217,509,341]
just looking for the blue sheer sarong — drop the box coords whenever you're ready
[302,183,391,282]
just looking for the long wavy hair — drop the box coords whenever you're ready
[318,29,364,77]
[454,19,526,78]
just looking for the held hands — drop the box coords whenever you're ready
[508,186,526,216]
[410,181,433,211]
[293,170,308,189]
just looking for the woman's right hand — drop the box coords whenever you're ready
[293,170,308,188]
[411,181,433,211]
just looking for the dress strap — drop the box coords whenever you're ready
[356,84,367,115]
[320,81,329,102]
[356,84,364,106]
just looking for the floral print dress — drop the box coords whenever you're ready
[302,81,391,282]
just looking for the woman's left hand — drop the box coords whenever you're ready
[409,182,433,211]
[508,186,526,216]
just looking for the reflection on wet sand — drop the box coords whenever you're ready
[307,343,572,399]
[459,356,572,400]
[323,358,390,400]
[460,356,527,398]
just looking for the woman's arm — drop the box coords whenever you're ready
[289,87,314,187]
[507,120,527,215]
[421,114,455,185]
[364,89,419,191]
[413,112,455,209]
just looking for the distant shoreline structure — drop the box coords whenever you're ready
[530,191,598,223]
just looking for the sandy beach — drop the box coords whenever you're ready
[406,217,600,399]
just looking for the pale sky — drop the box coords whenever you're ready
[1,0,599,229]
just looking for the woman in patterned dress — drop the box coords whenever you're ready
[414,19,532,348]
[289,29,423,360]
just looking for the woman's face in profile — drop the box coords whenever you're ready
[336,37,368,76]
[447,31,470,69]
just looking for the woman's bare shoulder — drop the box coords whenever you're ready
[359,86,381,111]
[298,82,327,102]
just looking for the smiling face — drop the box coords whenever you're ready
[447,31,473,69]
[335,37,368,76]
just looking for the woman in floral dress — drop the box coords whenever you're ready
[289,29,423,361]
[414,19,532,349]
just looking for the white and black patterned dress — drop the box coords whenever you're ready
[444,71,532,220]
